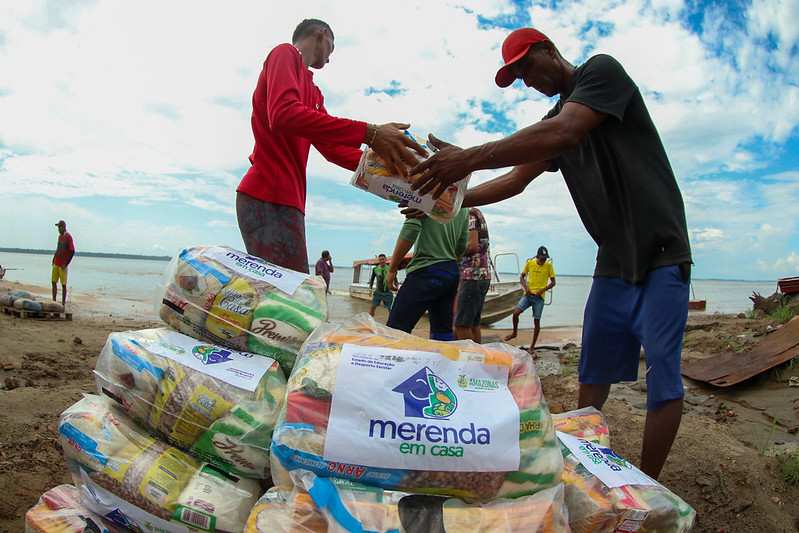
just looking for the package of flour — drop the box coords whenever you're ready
[158,245,328,375]
[350,131,470,223]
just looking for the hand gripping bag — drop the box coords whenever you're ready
[93,328,286,478]
[270,314,562,502]
[350,131,470,223]
[158,245,328,375]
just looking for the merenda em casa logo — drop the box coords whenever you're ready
[192,345,234,365]
[367,366,491,458]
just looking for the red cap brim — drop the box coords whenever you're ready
[494,44,532,88]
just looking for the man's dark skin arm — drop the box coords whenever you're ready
[410,101,607,198]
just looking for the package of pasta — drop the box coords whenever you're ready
[25,484,124,533]
[93,327,286,478]
[350,131,470,223]
[270,314,562,502]
[556,432,696,533]
[551,406,610,447]
[246,469,569,533]
[158,245,328,375]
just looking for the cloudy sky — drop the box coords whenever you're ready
[1,0,797,281]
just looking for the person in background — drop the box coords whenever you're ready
[385,209,469,340]
[453,207,491,342]
[504,246,556,354]
[236,18,426,273]
[368,253,393,317]
[52,220,75,307]
[315,250,334,293]
[407,28,692,480]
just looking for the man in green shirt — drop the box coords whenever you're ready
[369,253,393,317]
[385,209,469,340]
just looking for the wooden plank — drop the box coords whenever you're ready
[682,315,799,386]
[1,305,72,321]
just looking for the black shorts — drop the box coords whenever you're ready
[453,279,491,327]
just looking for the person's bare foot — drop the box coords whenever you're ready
[527,347,538,360]
[503,332,517,341]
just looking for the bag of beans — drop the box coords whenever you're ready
[94,328,286,478]
[270,314,562,502]
[158,245,328,375]
[245,469,569,532]
[350,131,470,223]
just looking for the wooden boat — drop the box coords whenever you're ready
[777,276,799,295]
[688,282,706,310]
[349,252,523,325]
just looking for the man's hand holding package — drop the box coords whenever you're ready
[410,134,470,198]
[370,123,428,177]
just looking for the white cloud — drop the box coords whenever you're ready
[0,0,797,281]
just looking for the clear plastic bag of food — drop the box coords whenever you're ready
[350,131,470,223]
[246,469,570,532]
[551,406,610,447]
[58,395,264,533]
[93,328,286,478]
[556,431,696,532]
[158,245,328,375]
[25,484,124,533]
[270,313,562,502]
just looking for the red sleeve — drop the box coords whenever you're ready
[265,45,367,148]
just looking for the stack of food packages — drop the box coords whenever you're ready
[350,131,470,223]
[552,407,696,532]
[47,245,330,533]
[246,315,571,532]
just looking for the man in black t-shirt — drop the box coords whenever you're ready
[407,28,691,480]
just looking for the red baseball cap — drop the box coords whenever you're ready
[495,28,550,88]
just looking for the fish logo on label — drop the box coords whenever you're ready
[392,366,457,419]
[192,345,234,365]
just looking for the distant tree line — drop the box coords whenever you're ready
[0,247,170,261]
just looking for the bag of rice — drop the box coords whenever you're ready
[245,469,570,532]
[158,245,328,375]
[350,131,470,223]
[270,314,562,502]
[94,328,286,478]
[556,429,696,532]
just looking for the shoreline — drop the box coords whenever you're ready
[0,279,583,346]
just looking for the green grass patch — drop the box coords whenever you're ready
[780,450,799,486]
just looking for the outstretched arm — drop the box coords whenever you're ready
[411,101,607,198]
[463,161,551,208]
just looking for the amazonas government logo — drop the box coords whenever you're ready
[392,366,457,419]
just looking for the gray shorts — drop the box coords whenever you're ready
[454,279,491,327]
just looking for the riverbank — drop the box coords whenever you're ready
[1,279,797,531]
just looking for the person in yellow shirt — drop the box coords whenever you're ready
[504,246,556,355]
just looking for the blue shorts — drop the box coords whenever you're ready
[371,289,393,309]
[515,293,545,320]
[387,261,459,341]
[578,265,690,410]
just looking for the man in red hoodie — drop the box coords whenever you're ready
[237,18,425,273]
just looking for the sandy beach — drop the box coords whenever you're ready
[1,279,798,531]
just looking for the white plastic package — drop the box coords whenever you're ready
[350,131,470,223]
